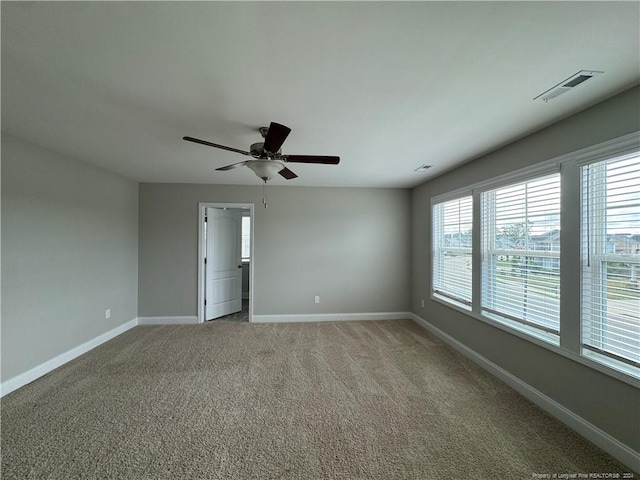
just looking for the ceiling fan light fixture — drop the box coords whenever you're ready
[247,160,285,181]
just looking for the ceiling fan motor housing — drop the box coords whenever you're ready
[250,142,281,159]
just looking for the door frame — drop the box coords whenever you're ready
[197,202,254,324]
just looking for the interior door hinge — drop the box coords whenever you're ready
[204,257,207,264]
[204,299,207,306]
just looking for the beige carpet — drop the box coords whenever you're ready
[1,320,633,479]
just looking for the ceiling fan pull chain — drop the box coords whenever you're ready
[262,179,268,208]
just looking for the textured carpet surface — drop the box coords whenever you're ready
[1,320,632,479]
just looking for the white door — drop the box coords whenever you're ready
[205,208,242,320]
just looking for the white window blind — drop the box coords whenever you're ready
[241,216,251,261]
[432,196,473,308]
[582,154,640,372]
[481,174,561,337]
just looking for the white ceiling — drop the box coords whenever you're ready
[2,2,639,188]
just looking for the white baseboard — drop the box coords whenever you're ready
[0,318,138,398]
[410,313,640,473]
[138,316,198,325]
[252,312,411,323]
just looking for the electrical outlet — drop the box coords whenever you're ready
[314,296,320,304]
[105,309,111,319]
[421,299,425,308]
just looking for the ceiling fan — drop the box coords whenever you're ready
[183,122,340,183]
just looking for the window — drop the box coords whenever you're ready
[241,215,251,261]
[428,133,639,382]
[432,196,473,309]
[481,174,561,341]
[582,154,640,372]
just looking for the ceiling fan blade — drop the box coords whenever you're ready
[216,160,252,171]
[262,122,291,154]
[183,136,251,156]
[282,155,340,165]
[278,167,298,180]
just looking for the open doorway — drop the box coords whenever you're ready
[197,202,254,323]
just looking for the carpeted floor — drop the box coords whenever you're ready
[1,320,633,479]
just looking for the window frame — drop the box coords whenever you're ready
[428,131,640,387]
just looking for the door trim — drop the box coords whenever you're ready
[198,202,254,324]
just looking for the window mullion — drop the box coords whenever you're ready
[560,160,581,352]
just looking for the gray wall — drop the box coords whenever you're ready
[1,135,139,382]
[411,86,640,451]
[138,184,411,317]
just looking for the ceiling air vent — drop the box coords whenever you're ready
[534,70,603,103]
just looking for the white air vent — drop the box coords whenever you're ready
[534,70,603,103]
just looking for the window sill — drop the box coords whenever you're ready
[582,349,640,380]
[429,294,640,388]
[433,293,471,312]
[482,310,559,347]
